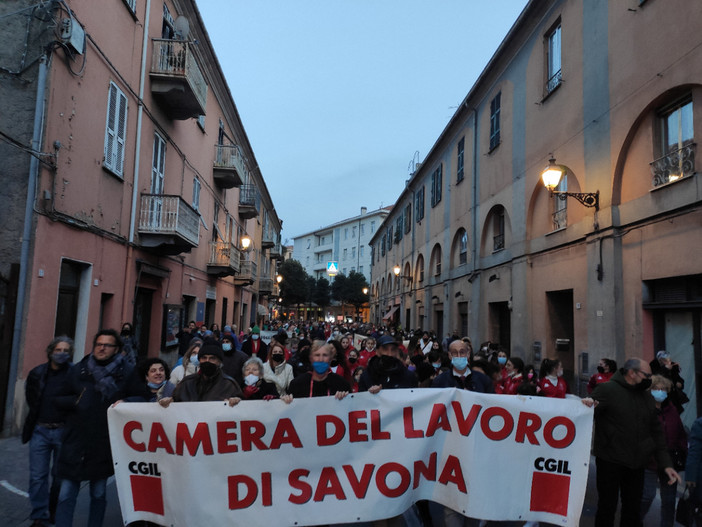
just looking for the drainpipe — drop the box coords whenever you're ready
[4,54,48,435]
[122,0,151,323]
[471,108,479,272]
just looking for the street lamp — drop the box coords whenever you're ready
[541,156,599,210]
[241,234,253,251]
[393,264,413,284]
[276,274,283,284]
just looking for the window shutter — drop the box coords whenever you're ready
[105,84,117,170]
[115,91,127,175]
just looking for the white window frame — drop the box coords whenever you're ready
[104,82,128,177]
[192,177,201,211]
[151,133,166,195]
[546,23,562,93]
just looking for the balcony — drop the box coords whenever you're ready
[270,242,283,260]
[150,39,207,120]
[261,229,275,249]
[138,195,199,254]
[238,184,260,219]
[207,241,241,276]
[259,277,274,294]
[650,143,696,187]
[213,144,245,189]
[236,259,258,284]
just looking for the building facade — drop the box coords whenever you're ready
[293,207,389,283]
[370,0,702,420]
[0,0,282,434]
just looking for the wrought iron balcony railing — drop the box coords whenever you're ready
[138,194,199,248]
[650,143,696,187]
[207,241,241,274]
[213,144,246,188]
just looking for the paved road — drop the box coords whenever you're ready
[0,434,664,526]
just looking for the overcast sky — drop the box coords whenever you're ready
[197,1,529,242]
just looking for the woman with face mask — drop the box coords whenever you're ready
[587,358,617,394]
[538,358,569,398]
[128,358,175,402]
[641,375,686,527]
[169,339,202,386]
[263,341,294,396]
[241,357,279,400]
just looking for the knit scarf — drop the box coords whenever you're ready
[86,353,125,401]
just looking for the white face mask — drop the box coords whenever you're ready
[252,334,259,341]
[244,374,259,386]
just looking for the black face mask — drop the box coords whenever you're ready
[330,359,339,367]
[597,366,605,374]
[199,361,218,377]
[272,353,285,363]
[638,378,652,390]
[379,355,399,371]
[348,357,357,364]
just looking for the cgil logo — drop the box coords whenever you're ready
[533,457,571,475]
[529,457,571,517]
[128,460,164,516]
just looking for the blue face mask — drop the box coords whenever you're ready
[452,357,468,371]
[222,343,232,352]
[147,380,167,390]
[497,356,507,365]
[52,351,71,365]
[312,361,329,375]
[432,362,442,369]
[189,355,199,367]
[651,389,667,403]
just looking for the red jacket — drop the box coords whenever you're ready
[587,371,613,393]
[503,373,524,395]
[539,376,568,398]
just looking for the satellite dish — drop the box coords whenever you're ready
[174,16,190,40]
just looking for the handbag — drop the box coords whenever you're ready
[676,487,701,527]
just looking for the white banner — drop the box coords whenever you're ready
[108,389,593,526]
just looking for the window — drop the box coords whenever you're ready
[431,165,442,207]
[370,221,376,233]
[415,186,425,221]
[306,238,311,249]
[493,208,505,252]
[546,23,562,94]
[352,226,357,238]
[192,178,201,211]
[404,204,412,233]
[652,96,695,186]
[343,268,347,275]
[360,223,365,235]
[490,93,501,151]
[351,247,356,259]
[459,231,468,265]
[344,228,348,240]
[197,114,205,132]
[457,137,465,182]
[151,133,166,195]
[359,265,364,275]
[360,246,364,257]
[381,235,386,256]
[124,0,136,14]
[387,227,393,250]
[343,248,347,260]
[104,82,128,177]
[395,216,403,242]
[553,175,567,230]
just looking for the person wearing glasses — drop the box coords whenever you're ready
[53,329,139,527]
[582,357,682,527]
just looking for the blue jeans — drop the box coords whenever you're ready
[55,478,107,527]
[28,425,63,521]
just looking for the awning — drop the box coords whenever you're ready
[382,305,399,321]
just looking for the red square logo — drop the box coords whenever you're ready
[130,475,164,516]
[530,471,570,516]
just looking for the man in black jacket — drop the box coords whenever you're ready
[358,334,417,393]
[54,329,139,527]
[23,336,73,527]
[585,357,682,527]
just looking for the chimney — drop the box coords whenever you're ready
[360,207,367,215]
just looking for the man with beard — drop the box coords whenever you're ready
[583,357,682,527]
[54,329,139,527]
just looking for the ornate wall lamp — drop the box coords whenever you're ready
[541,156,599,211]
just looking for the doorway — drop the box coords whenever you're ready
[546,290,575,393]
[488,301,511,352]
[134,288,153,359]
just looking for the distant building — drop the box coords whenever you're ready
[0,0,282,434]
[370,0,702,415]
[293,207,390,282]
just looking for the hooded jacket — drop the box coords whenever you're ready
[591,369,672,470]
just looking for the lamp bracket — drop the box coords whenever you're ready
[552,190,599,210]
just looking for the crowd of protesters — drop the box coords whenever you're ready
[22,317,695,527]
